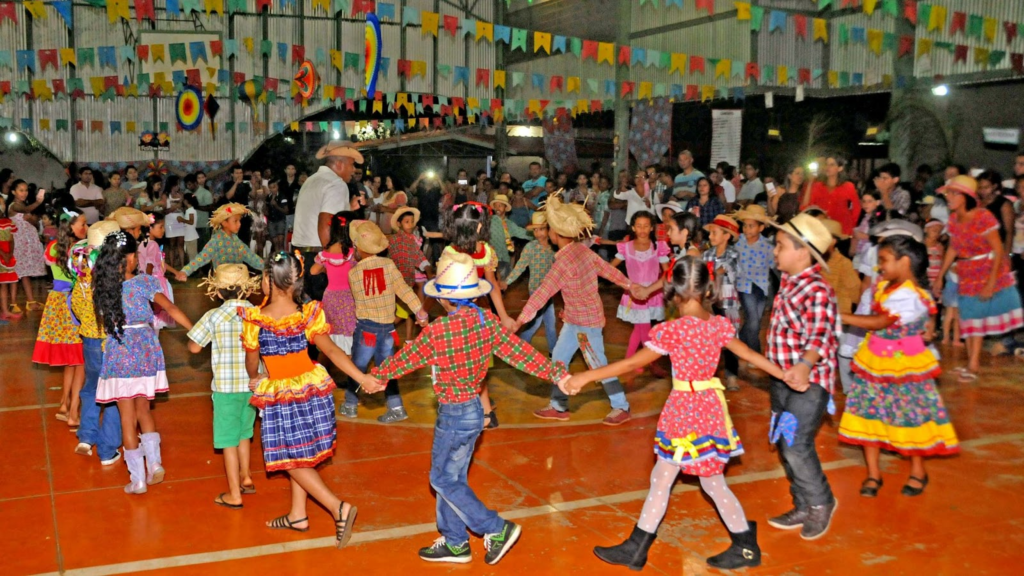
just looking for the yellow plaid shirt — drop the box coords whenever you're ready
[348,256,423,324]
[187,300,255,393]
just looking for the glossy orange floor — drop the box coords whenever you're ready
[3,278,1023,576]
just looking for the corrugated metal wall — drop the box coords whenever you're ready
[914,0,1024,78]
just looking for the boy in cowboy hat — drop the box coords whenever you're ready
[505,212,558,352]
[703,214,743,390]
[345,220,428,423]
[654,200,684,242]
[764,212,839,541]
[187,264,263,509]
[733,205,775,355]
[371,250,569,565]
[177,203,264,280]
[514,194,635,425]
[820,219,860,314]
[488,194,531,280]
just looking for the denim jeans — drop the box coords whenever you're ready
[77,337,122,460]
[738,285,767,354]
[345,319,403,410]
[550,323,628,412]
[430,397,504,545]
[769,379,834,509]
[519,300,558,354]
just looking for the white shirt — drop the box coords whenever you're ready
[614,188,653,224]
[69,182,104,224]
[738,178,764,202]
[720,180,737,204]
[292,166,350,248]
[183,207,199,242]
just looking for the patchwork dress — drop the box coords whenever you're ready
[32,241,83,366]
[241,302,337,472]
[615,239,670,324]
[95,275,169,402]
[11,213,46,279]
[316,249,356,354]
[838,280,959,456]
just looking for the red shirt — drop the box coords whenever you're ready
[766,264,839,393]
[805,181,861,236]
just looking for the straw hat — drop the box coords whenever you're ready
[870,219,923,242]
[767,213,832,270]
[703,214,740,238]
[86,220,120,248]
[315,140,365,163]
[526,211,548,230]
[802,204,828,216]
[654,201,685,218]
[198,264,262,300]
[424,251,492,300]
[821,218,850,240]
[130,181,147,191]
[544,193,594,239]
[732,204,774,224]
[349,219,389,254]
[107,206,150,230]
[210,203,249,229]
[489,194,512,211]
[391,206,420,231]
[937,175,978,199]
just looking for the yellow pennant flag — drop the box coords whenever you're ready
[311,0,331,14]
[372,100,383,113]
[777,65,788,85]
[33,79,54,101]
[476,21,493,43]
[983,18,997,43]
[701,85,715,102]
[493,108,504,123]
[24,0,46,19]
[89,77,106,95]
[324,86,335,99]
[126,83,139,97]
[422,12,439,37]
[863,0,877,15]
[597,42,614,65]
[60,48,77,67]
[494,70,506,89]
[827,70,839,88]
[404,102,415,116]
[207,0,224,15]
[916,38,933,58]
[638,81,652,99]
[528,99,542,115]
[242,38,253,54]
[40,119,51,131]
[330,50,342,72]
[107,0,130,23]
[867,29,883,56]
[927,5,946,33]
[715,59,731,80]
[734,2,751,21]
[411,61,426,77]
[126,121,136,133]
[534,31,551,54]
[577,99,589,113]
[813,18,828,43]
[567,76,580,93]
[396,93,408,104]
[670,53,687,75]
[204,83,217,96]
[974,47,991,66]
[291,122,300,132]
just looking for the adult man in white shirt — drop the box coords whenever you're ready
[69,167,105,224]
[293,141,361,300]
[615,171,654,224]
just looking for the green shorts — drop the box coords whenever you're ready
[212,392,257,449]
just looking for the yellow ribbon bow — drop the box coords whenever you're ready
[671,433,700,463]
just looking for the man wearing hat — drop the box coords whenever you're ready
[488,193,531,279]
[293,141,363,300]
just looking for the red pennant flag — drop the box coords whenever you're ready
[618,45,631,66]
[149,83,162,97]
[255,0,272,12]
[291,45,304,65]
[954,45,968,63]
[903,0,917,25]
[136,0,155,22]
[745,62,760,82]
[137,44,150,62]
[397,59,411,78]
[75,119,84,131]
[351,0,375,15]
[345,99,355,111]
[264,78,279,92]
[186,68,202,87]
[794,15,808,39]
[620,81,634,97]
[374,90,383,101]
[210,41,223,57]
[115,84,126,97]
[104,76,119,90]
[440,105,451,116]
[1011,53,1024,75]
[433,117,443,127]
[475,68,489,88]
[689,55,705,74]
[550,75,564,93]
[1005,22,1018,45]
[443,15,459,37]
[52,79,66,94]
[582,40,598,61]
[798,68,811,85]
[898,35,914,58]
[0,2,17,24]
[39,49,59,72]
[451,96,464,109]
[950,12,966,36]
[233,72,245,85]
[695,0,714,15]
[685,84,699,101]
[0,81,10,96]
[591,100,603,112]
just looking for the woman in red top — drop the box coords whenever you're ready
[803,156,861,236]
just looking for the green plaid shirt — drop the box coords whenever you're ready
[489,215,532,265]
[181,229,265,277]
[187,300,254,393]
[505,239,554,293]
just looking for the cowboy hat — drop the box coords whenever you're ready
[801,204,828,216]
[210,203,250,229]
[767,212,832,270]
[526,211,548,230]
[86,220,120,248]
[937,175,979,199]
[732,204,774,224]
[703,214,740,238]
[198,264,262,300]
[315,140,365,163]
[391,206,420,231]
[545,193,594,239]
[349,219,389,255]
[489,194,512,211]
[106,207,150,230]
[869,219,924,242]
[821,218,850,240]
[424,251,493,300]
[654,201,684,218]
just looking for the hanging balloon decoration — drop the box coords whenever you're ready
[237,78,265,127]
[364,13,382,98]
[175,86,204,131]
[294,60,318,100]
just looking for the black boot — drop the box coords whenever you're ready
[593,525,657,571]
[706,521,761,569]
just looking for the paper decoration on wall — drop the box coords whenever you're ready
[176,86,204,130]
[364,13,382,97]
[294,60,317,99]
[238,79,264,121]
[204,94,220,139]
[139,131,170,150]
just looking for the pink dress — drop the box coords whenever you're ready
[647,315,744,477]
[11,213,46,278]
[138,239,175,329]
[615,239,670,324]
[316,249,356,353]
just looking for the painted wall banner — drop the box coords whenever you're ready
[982,127,1020,146]
[710,109,742,169]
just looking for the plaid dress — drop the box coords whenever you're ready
[241,302,336,472]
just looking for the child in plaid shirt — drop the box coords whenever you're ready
[504,212,557,352]
[371,250,569,566]
[187,264,261,509]
[764,214,839,541]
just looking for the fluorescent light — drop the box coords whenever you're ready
[932,84,949,96]
[332,130,341,139]
[5,132,18,143]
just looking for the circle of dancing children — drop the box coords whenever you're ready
[562,256,784,571]
[240,251,373,546]
[92,231,193,494]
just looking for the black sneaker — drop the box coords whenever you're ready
[800,499,838,540]
[418,537,472,564]
[767,507,808,530]
[484,520,522,565]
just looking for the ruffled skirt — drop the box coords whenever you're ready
[958,286,1024,338]
[251,364,337,472]
[654,389,743,477]
[322,288,356,336]
[96,325,167,402]
[32,289,83,366]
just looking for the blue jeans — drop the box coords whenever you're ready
[77,338,122,460]
[345,319,403,410]
[430,397,504,545]
[739,285,767,354]
[770,379,834,509]
[519,300,558,353]
[550,323,628,412]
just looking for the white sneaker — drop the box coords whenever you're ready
[101,451,122,466]
[74,443,93,456]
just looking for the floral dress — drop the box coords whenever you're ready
[11,213,46,278]
[138,239,175,329]
[316,249,356,354]
[646,315,744,476]
[838,281,959,456]
[241,302,337,472]
[615,239,670,324]
[32,241,83,366]
[0,219,16,283]
[96,275,168,402]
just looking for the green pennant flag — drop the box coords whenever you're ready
[750,6,764,32]
[967,14,983,39]
[226,122,234,132]
[659,51,671,69]
[359,99,368,113]
[935,41,954,52]
[261,40,273,59]
[56,119,68,131]
[511,28,528,52]
[169,43,187,65]
[437,64,451,77]
[881,0,898,17]
[839,24,849,45]
[762,65,774,83]
[839,71,850,88]
[570,37,582,57]
[266,90,277,104]
[819,0,832,8]
[159,121,169,132]
[226,0,245,13]
[883,32,896,53]
[78,47,95,68]
[990,50,1006,66]
[344,52,359,70]
[919,4,931,26]
[654,83,667,97]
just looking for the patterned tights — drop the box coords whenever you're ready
[637,459,749,534]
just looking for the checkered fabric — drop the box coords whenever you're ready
[505,239,554,293]
[181,229,265,277]
[187,300,254,393]
[348,255,423,324]
[767,264,839,393]
[388,231,428,287]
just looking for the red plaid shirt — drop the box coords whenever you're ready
[767,264,839,393]
[517,241,631,328]
[374,307,569,404]
[388,231,428,287]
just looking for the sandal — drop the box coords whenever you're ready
[26,301,43,311]
[241,482,256,494]
[334,501,358,549]
[214,493,243,509]
[67,420,80,432]
[901,475,929,497]
[268,514,309,532]
[8,303,22,314]
[957,370,978,382]
[55,411,69,422]
[859,477,883,498]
